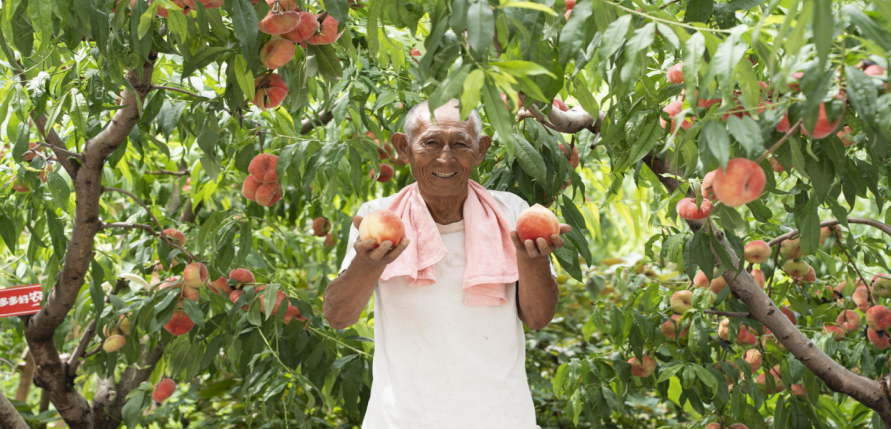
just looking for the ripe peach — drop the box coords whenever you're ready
[229,290,249,310]
[769,157,787,172]
[819,225,842,245]
[284,304,308,324]
[209,276,232,295]
[670,290,693,314]
[258,11,301,35]
[709,276,728,295]
[242,176,262,201]
[163,310,195,336]
[744,240,771,264]
[282,12,320,44]
[260,38,296,70]
[119,315,131,335]
[162,229,187,246]
[552,98,569,112]
[11,178,29,193]
[256,286,286,315]
[853,286,871,312]
[701,170,717,201]
[103,335,126,353]
[253,74,289,110]
[762,329,787,351]
[744,349,762,373]
[183,263,208,288]
[800,102,844,140]
[516,204,560,246]
[666,63,684,84]
[183,0,222,9]
[718,319,756,345]
[159,278,199,303]
[781,306,796,324]
[838,126,855,146]
[795,265,816,283]
[752,269,766,289]
[410,47,421,57]
[873,274,891,298]
[865,64,887,77]
[779,238,802,259]
[312,217,331,237]
[755,366,785,394]
[249,153,279,183]
[693,270,710,288]
[152,378,176,402]
[869,328,891,350]
[676,197,713,220]
[712,158,766,207]
[229,268,256,287]
[255,182,282,207]
[790,384,806,397]
[628,356,656,377]
[372,164,394,183]
[777,110,791,132]
[265,0,297,10]
[324,233,337,248]
[866,305,891,331]
[836,310,861,332]
[824,325,846,341]
[38,163,53,183]
[307,14,342,45]
[783,260,809,278]
[660,100,693,133]
[660,314,688,340]
[500,92,511,110]
[704,424,721,429]
[23,142,40,162]
[359,210,406,247]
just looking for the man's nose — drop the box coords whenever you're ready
[436,144,455,162]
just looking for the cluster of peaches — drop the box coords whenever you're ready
[661,59,886,146]
[676,157,765,222]
[253,1,342,110]
[9,142,53,193]
[366,131,400,183]
[241,153,282,206]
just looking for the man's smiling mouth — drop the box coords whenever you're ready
[432,172,457,178]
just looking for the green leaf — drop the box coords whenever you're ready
[261,283,280,319]
[513,134,546,183]
[46,172,70,212]
[0,212,19,252]
[685,0,714,23]
[429,65,471,113]
[233,55,254,102]
[573,78,599,119]
[558,0,592,68]
[845,6,891,51]
[137,3,159,39]
[308,44,343,82]
[845,66,878,127]
[493,61,554,78]
[813,0,832,65]
[726,116,763,157]
[182,47,231,80]
[599,15,631,61]
[560,195,592,265]
[27,0,54,49]
[502,1,556,15]
[553,363,569,398]
[460,69,485,120]
[182,298,205,330]
[621,23,655,84]
[467,0,495,59]
[224,0,260,64]
[703,121,730,165]
[322,0,349,31]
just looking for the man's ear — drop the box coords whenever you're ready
[392,132,409,160]
[475,135,492,165]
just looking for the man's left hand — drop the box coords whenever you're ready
[510,224,572,260]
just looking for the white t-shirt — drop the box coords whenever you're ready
[339,190,551,429]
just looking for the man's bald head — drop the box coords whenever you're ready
[404,99,483,146]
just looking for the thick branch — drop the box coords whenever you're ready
[300,110,334,134]
[0,393,28,429]
[90,344,163,429]
[517,104,604,135]
[145,169,189,176]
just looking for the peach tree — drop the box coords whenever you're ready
[0,0,890,428]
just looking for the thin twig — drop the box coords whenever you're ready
[837,239,876,307]
[102,187,169,248]
[704,310,753,318]
[660,0,681,9]
[67,319,97,376]
[765,242,781,297]
[82,344,102,360]
[151,85,203,98]
[29,142,82,161]
[101,222,199,263]
[768,218,891,246]
[145,169,189,176]
[756,119,803,163]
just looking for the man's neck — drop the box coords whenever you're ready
[420,190,466,225]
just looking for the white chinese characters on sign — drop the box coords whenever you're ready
[0,290,43,307]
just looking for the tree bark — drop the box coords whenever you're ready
[0,393,28,429]
[22,55,157,429]
[15,351,35,402]
[527,106,891,426]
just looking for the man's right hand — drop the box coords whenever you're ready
[351,215,410,267]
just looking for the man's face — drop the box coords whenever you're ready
[393,106,491,199]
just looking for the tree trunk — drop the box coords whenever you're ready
[0,393,28,429]
[15,351,34,402]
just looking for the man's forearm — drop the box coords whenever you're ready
[516,257,559,330]
[323,260,385,329]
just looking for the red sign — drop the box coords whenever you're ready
[0,285,43,317]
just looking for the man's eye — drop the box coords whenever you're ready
[426,141,438,145]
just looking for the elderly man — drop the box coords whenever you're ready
[323,99,570,428]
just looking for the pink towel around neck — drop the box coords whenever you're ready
[380,181,519,306]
